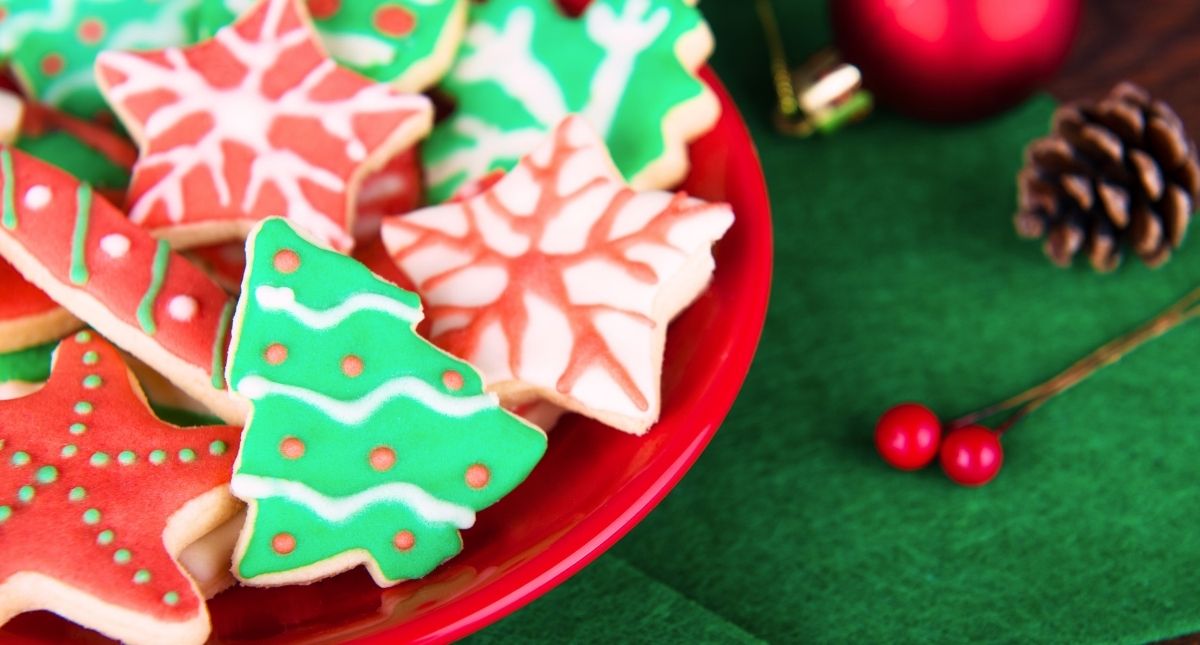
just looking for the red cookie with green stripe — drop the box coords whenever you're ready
[0,147,246,424]
[0,331,240,645]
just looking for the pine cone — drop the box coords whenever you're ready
[1015,82,1200,271]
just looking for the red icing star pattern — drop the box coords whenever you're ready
[0,332,240,643]
[381,116,734,434]
[95,0,434,252]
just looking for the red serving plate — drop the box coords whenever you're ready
[4,68,772,644]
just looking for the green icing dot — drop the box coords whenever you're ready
[162,591,179,606]
[69,423,87,435]
[82,508,101,524]
[117,451,136,465]
[82,351,99,365]
[35,465,57,484]
[90,452,110,467]
[68,486,86,501]
[74,401,93,415]
[133,569,151,584]
[61,444,78,458]
[114,549,131,564]
[149,450,166,465]
[178,448,196,463]
[10,451,29,467]
[17,485,34,503]
[0,506,10,522]
[82,375,103,389]
[209,440,227,456]
[75,331,92,343]
[97,529,114,545]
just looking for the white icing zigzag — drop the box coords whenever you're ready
[255,285,422,328]
[235,375,497,425]
[231,474,476,528]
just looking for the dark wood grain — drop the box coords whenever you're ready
[1051,0,1200,127]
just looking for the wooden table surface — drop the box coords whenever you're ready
[1051,1,1200,125]
[1055,3,1200,642]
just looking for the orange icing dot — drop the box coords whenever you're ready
[78,18,105,43]
[374,4,415,37]
[40,54,64,77]
[308,0,341,19]
[442,370,464,391]
[273,249,300,273]
[393,530,415,551]
[341,355,364,378]
[271,532,296,555]
[465,464,490,489]
[279,437,305,460]
[369,446,396,472]
[264,343,288,365]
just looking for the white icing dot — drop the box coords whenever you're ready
[99,234,131,258]
[167,295,198,322]
[23,185,51,210]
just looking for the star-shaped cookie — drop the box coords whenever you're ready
[380,116,734,434]
[0,331,240,645]
[95,0,434,252]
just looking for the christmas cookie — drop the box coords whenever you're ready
[95,0,435,253]
[0,331,240,645]
[423,0,719,202]
[14,91,138,201]
[0,147,245,423]
[198,0,468,93]
[0,340,54,400]
[227,218,547,586]
[0,256,82,353]
[0,90,22,144]
[382,116,734,434]
[0,0,203,120]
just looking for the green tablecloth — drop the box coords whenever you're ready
[473,2,1200,642]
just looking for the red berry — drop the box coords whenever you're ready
[875,403,941,470]
[939,425,1004,486]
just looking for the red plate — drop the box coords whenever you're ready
[4,69,772,644]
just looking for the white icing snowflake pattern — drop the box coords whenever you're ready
[96,0,433,251]
[382,116,733,433]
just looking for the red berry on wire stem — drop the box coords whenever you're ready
[875,403,941,470]
[940,425,1004,486]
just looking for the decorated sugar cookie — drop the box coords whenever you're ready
[0,331,240,645]
[197,0,467,92]
[15,92,137,200]
[0,256,81,352]
[95,0,434,252]
[0,0,203,120]
[423,0,718,202]
[382,116,734,434]
[0,147,244,423]
[227,218,546,586]
[0,340,54,400]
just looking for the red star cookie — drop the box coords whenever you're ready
[95,0,434,252]
[0,146,244,423]
[0,331,240,645]
[380,116,734,434]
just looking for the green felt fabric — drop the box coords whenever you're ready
[473,1,1200,643]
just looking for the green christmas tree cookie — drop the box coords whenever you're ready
[227,218,547,586]
[423,0,719,202]
[0,0,204,119]
[195,0,467,92]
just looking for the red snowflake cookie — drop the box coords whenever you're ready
[380,116,734,434]
[95,0,434,252]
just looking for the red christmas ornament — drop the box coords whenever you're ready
[831,0,1081,121]
[939,425,1004,486]
[875,403,942,470]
